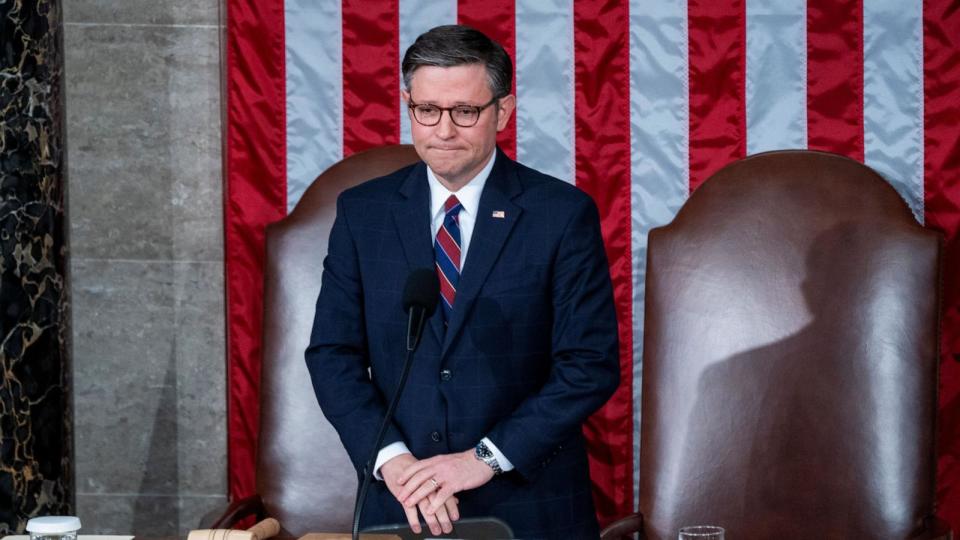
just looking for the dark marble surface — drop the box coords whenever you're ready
[0,0,73,534]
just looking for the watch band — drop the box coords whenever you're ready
[474,441,503,475]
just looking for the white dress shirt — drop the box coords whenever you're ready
[374,150,515,479]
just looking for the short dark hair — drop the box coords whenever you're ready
[401,25,512,99]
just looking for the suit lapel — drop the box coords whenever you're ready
[441,151,523,357]
[392,163,445,347]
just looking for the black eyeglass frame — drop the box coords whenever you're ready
[406,95,503,128]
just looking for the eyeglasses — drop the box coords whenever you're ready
[407,96,501,128]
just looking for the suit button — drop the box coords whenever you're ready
[431,431,442,443]
[440,369,452,381]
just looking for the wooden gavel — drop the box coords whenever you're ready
[187,518,280,540]
[187,518,402,540]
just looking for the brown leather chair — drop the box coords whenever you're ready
[209,145,421,535]
[602,150,950,539]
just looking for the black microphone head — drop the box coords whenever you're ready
[402,268,440,316]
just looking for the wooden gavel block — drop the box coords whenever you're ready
[187,518,281,540]
[187,519,401,540]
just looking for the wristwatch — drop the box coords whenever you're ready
[474,441,503,475]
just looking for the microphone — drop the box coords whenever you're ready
[403,268,439,351]
[353,269,439,540]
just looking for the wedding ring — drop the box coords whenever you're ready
[429,478,440,489]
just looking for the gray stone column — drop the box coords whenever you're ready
[63,0,226,535]
[0,0,73,533]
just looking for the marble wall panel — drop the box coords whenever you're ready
[171,262,226,496]
[72,261,178,496]
[75,494,227,535]
[63,0,220,26]
[0,0,72,532]
[72,259,226,533]
[64,23,222,262]
[63,0,227,533]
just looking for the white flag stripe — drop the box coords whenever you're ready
[863,0,925,221]
[628,0,690,511]
[400,0,458,145]
[515,0,576,183]
[745,0,807,154]
[284,0,343,213]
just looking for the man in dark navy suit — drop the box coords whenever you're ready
[305,25,619,539]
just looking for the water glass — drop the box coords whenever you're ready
[679,525,724,540]
[26,516,81,540]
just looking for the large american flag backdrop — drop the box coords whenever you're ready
[225,0,960,528]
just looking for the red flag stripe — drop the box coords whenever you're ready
[342,0,400,156]
[688,0,747,192]
[225,0,288,500]
[458,0,517,159]
[573,0,634,526]
[807,0,864,161]
[924,0,960,527]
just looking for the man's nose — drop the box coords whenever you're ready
[435,111,457,138]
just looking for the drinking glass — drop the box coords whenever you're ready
[678,525,724,540]
[26,517,81,540]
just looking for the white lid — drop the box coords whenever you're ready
[25,517,81,534]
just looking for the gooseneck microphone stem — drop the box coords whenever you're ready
[352,306,428,540]
[352,268,438,540]
[407,305,428,352]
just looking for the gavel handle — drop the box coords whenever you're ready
[247,518,281,540]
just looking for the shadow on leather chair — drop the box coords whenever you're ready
[205,145,421,536]
[601,151,951,540]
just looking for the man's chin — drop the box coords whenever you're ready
[434,170,464,184]
[424,159,464,180]
[428,165,472,187]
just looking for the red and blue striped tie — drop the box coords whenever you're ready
[435,195,463,324]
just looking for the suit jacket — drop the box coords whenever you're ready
[305,148,620,539]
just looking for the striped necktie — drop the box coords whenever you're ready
[435,195,463,324]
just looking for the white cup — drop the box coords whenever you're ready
[25,516,81,540]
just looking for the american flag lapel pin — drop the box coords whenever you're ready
[492,210,506,219]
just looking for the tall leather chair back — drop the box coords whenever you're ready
[639,151,941,539]
[257,145,420,535]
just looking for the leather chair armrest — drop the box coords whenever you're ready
[600,512,644,540]
[198,494,268,529]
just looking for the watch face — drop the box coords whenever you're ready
[476,443,493,459]
[476,442,502,475]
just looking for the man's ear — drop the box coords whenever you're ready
[401,89,411,104]
[495,95,516,132]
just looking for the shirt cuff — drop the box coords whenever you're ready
[374,441,411,481]
[482,437,515,472]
